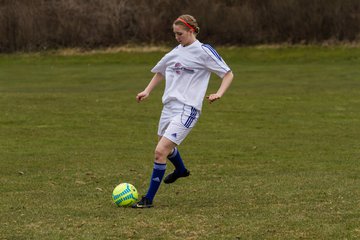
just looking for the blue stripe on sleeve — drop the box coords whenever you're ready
[202,44,222,61]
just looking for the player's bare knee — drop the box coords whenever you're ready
[154,148,167,163]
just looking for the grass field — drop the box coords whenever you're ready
[1,46,360,239]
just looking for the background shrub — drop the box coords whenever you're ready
[0,0,359,52]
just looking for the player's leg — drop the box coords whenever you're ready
[167,147,186,173]
[154,134,189,184]
[163,105,199,184]
[132,136,176,208]
[145,136,176,199]
[164,147,190,184]
[154,104,187,178]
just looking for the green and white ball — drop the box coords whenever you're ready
[112,183,138,207]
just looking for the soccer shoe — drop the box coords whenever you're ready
[163,169,190,184]
[132,196,153,208]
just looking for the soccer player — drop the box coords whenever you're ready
[132,14,234,208]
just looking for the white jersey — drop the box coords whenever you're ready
[151,40,231,111]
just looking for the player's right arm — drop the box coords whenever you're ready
[136,72,164,103]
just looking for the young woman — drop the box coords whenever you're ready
[133,14,234,208]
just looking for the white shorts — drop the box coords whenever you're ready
[158,101,200,145]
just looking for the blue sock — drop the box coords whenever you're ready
[167,147,186,174]
[145,162,166,202]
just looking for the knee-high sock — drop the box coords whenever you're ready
[145,162,166,202]
[167,147,186,174]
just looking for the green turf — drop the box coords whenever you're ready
[1,46,360,239]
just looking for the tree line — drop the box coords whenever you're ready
[0,0,359,52]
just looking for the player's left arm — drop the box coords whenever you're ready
[207,71,234,103]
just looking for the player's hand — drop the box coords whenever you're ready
[136,91,149,103]
[206,93,221,103]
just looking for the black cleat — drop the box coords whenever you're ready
[164,169,190,184]
[132,196,153,208]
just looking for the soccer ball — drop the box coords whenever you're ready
[112,183,138,207]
